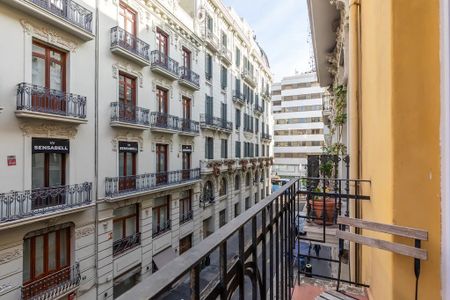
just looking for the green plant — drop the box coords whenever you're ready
[323,84,347,156]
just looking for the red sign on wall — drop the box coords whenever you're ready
[7,155,16,166]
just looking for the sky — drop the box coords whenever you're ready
[222,0,312,83]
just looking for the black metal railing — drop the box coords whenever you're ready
[151,50,179,77]
[200,114,233,132]
[0,183,92,223]
[244,126,254,134]
[232,90,245,105]
[149,112,179,131]
[180,67,200,88]
[255,104,264,114]
[242,69,256,85]
[110,26,150,61]
[220,45,232,62]
[200,194,215,208]
[21,262,81,300]
[153,220,171,238]
[31,0,93,32]
[113,232,141,256]
[203,28,219,47]
[180,118,200,134]
[105,168,200,197]
[17,83,86,119]
[261,132,272,141]
[110,102,150,126]
[180,210,193,224]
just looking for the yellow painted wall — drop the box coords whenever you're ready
[349,0,441,299]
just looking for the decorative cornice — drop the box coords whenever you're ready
[20,123,78,138]
[112,63,144,88]
[0,248,22,265]
[20,19,78,52]
[75,224,95,239]
[112,131,144,152]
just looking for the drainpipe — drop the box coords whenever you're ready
[348,0,362,284]
[94,0,100,298]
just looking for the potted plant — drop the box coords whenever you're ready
[311,158,337,225]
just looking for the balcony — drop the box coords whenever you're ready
[180,210,193,224]
[220,45,232,65]
[149,112,179,134]
[21,262,81,300]
[0,182,92,225]
[179,67,200,90]
[110,26,150,66]
[105,168,201,199]
[179,118,200,136]
[200,114,233,133]
[113,232,141,256]
[202,28,219,52]
[242,69,257,87]
[4,0,93,40]
[254,104,264,115]
[261,132,272,142]
[16,83,87,124]
[110,102,150,130]
[150,50,179,80]
[200,194,215,208]
[232,90,245,106]
[153,220,171,238]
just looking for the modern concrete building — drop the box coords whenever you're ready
[271,73,325,178]
[0,0,272,299]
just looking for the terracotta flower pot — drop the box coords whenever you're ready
[312,197,336,225]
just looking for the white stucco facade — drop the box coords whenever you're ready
[0,0,272,299]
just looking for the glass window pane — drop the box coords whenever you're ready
[113,220,123,241]
[126,153,133,176]
[48,232,56,271]
[32,56,45,87]
[23,239,31,282]
[35,236,44,277]
[50,61,63,91]
[32,153,45,189]
[119,152,125,176]
[48,153,63,187]
[125,216,137,236]
[159,206,167,225]
[60,229,68,266]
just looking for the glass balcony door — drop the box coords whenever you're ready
[119,73,136,122]
[156,144,168,185]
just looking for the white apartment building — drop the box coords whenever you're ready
[0,0,272,299]
[271,73,325,178]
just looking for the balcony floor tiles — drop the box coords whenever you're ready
[0,202,95,231]
[110,121,150,130]
[4,0,94,41]
[110,46,150,67]
[15,110,88,124]
[104,179,202,202]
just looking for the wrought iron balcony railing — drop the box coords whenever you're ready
[110,26,150,62]
[149,112,179,131]
[203,28,219,49]
[151,50,179,77]
[242,69,257,86]
[261,132,272,141]
[30,0,93,33]
[220,45,232,63]
[110,102,150,126]
[200,194,215,208]
[105,168,201,198]
[113,232,141,256]
[153,220,171,238]
[180,118,200,134]
[254,104,264,114]
[200,114,233,132]
[180,210,193,224]
[16,83,87,119]
[232,90,245,105]
[21,262,81,300]
[179,67,200,89]
[0,183,92,223]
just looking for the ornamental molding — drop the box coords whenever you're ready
[178,140,195,152]
[20,19,78,52]
[179,88,194,102]
[0,248,22,265]
[152,79,173,99]
[112,132,144,152]
[75,224,95,239]
[20,122,78,138]
[151,136,173,152]
[112,63,144,88]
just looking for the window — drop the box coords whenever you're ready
[113,205,139,256]
[234,175,240,190]
[255,119,259,133]
[255,192,258,204]
[119,72,136,121]
[221,31,227,47]
[256,144,259,157]
[261,170,265,182]
[246,172,251,187]
[261,189,264,200]
[235,141,241,158]
[221,102,227,123]
[119,2,136,35]
[182,47,191,70]
[23,225,71,288]
[180,190,192,224]
[205,137,214,159]
[235,78,241,94]
[235,47,240,66]
[32,149,66,191]
[235,109,241,129]
[182,146,191,180]
[203,181,214,202]
[153,196,170,237]
[219,209,226,228]
[156,86,168,114]
[156,144,168,184]
[205,53,213,81]
[205,95,213,119]
[245,197,250,210]
[221,139,228,158]
[179,234,192,254]
[219,177,227,196]
[221,66,227,89]
[234,202,240,217]
[206,14,213,32]
[182,96,191,130]
[156,28,169,56]
[32,41,66,94]
[118,141,137,192]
